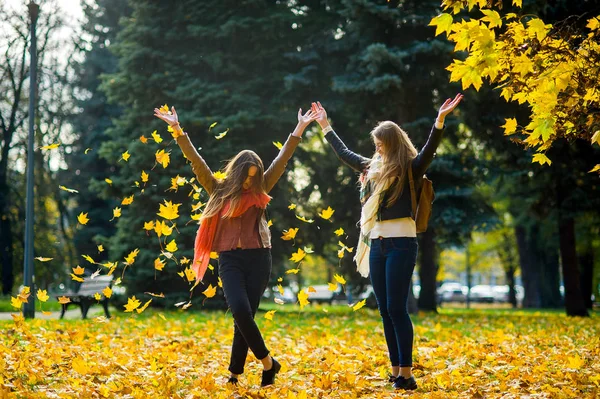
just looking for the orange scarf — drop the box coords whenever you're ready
[193,191,271,282]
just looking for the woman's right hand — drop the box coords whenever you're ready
[154,106,180,127]
[311,101,329,129]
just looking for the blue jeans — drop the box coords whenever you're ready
[369,237,418,367]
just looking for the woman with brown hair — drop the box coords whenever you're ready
[154,105,317,387]
[311,94,462,391]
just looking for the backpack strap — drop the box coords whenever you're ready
[408,161,417,219]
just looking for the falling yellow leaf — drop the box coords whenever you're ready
[215,129,229,140]
[286,268,300,274]
[73,265,85,275]
[120,150,130,162]
[71,274,85,282]
[298,289,310,309]
[94,293,102,301]
[289,248,306,263]
[40,142,60,151]
[84,147,92,154]
[124,249,140,265]
[203,284,217,298]
[10,296,22,309]
[121,195,134,205]
[334,274,346,285]
[77,212,89,225]
[141,170,149,183]
[124,296,141,312]
[273,141,283,150]
[166,240,178,253]
[59,185,79,193]
[268,219,273,227]
[154,257,165,271]
[218,277,223,288]
[277,284,284,295]
[157,200,181,220]
[34,257,53,262]
[136,299,152,314]
[82,254,96,264]
[105,178,113,185]
[213,171,227,180]
[144,220,155,231]
[264,310,276,320]
[111,207,122,220]
[334,228,345,236]
[288,203,297,210]
[318,206,335,220]
[352,299,367,311]
[281,228,299,241]
[58,296,71,304]
[296,215,314,223]
[152,130,163,144]
[139,135,148,144]
[155,149,170,168]
[97,245,104,253]
[328,283,339,292]
[102,287,112,298]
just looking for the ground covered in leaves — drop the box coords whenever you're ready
[1,307,598,398]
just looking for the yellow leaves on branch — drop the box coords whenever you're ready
[429,13,453,36]
[502,118,518,136]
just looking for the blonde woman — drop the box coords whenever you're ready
[312,94,462,390]
[154,105,317,387]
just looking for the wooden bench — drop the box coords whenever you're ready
[55,275,113,319]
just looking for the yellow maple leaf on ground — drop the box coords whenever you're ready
[77,212,89,225]
[281,228,299,241]
[318,206,335,220]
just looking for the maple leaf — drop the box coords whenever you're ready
[589,164,600,174]
[154,257,165,271]
[429,13,453,36]
[143,220,155,231]
[502,118,518,135]
[152,130,163,143]
[328,282,339,292]
[183,267,195,282]
[73,265,85,275]
[58,296,71,304]
[277,284,284,295]
[165,239,178,253]
[591,130,600,146]
[334,274,346,285]
[71,274,84,282]
[318,206,335,220]
[352,299,367,311]
[157,200,181,220]
[215,129,229,139]
[111,207,122,220]
[268,219,273,227]
[120,150,130,162]
[102,287,112,298]
[213,171,227,180]
[155,149,170,168]
[39,142,60,151]
[121,195,134,205]
[295,215,314,223]
[77,212,89,225]
[208,121,218,130]
[97,245,104,253]
[286,268,300,274]
[94,293,102,301]
[288,203,297,210]
[141,170,149,183]
[218,277,223,288]
[139,135,148,144]
[210,252,219,259]
[203,284,216,298]
[124,249,139,265]
[82,254,96,264]
[289,248,306,263]
[334,227,345,236]
[281,227,299,241]
[59,185,79,193]
[264,310,276,320]
[298,289,310,309]
[532,153,552,166]
[34,257,53,262]
[105,178,112,185]
[136,299,152,314]
[123,296,141,312]
[481,9,502,29]
[273,141,283,150]
[10,296,22,309]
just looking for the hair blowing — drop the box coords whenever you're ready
[201,150,267,220]
[367,121,418,208]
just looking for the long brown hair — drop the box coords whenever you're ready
[201,150,267,220]
[366,121,418,207]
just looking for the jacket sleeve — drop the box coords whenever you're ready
[411,124,445,177]
[324,130,371,173]
[175,133,217,195]
[264,134,302,193]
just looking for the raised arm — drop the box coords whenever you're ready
[412,93,463,177]
[264,108,317,193]
[312,102,370,173]
[154,106,217,194]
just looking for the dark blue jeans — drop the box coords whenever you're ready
[369,237,418,367]
[219,248,271,375]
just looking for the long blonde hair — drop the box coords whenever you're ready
[201,150,267,220]
[365,121,418,207]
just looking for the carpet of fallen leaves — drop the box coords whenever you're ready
[1,307,599,399]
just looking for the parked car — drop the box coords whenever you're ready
[437,282,467,303]
[469,285,495,303]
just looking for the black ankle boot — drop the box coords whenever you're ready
[227,376,238,385]
[261,358,281,387]
[393,375,417,390]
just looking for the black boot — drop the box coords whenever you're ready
[393,375,418,390]
[260,358,281,387]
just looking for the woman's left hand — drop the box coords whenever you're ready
[437,93,464,120]
[297,108,318,127]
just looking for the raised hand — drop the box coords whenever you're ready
[437,93,463,121]
[311,101,329,128]
[153,106,180,126]
[292,107,318,138]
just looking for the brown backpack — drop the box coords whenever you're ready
[408,162,435,233]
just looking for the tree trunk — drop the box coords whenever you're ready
[0,179,14,295]
[418,227,438,312]
[578,246,594,310]
[515,225,542,308]
[557,217,588,316]
[505,267,517,308]
[540,248,561,308]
